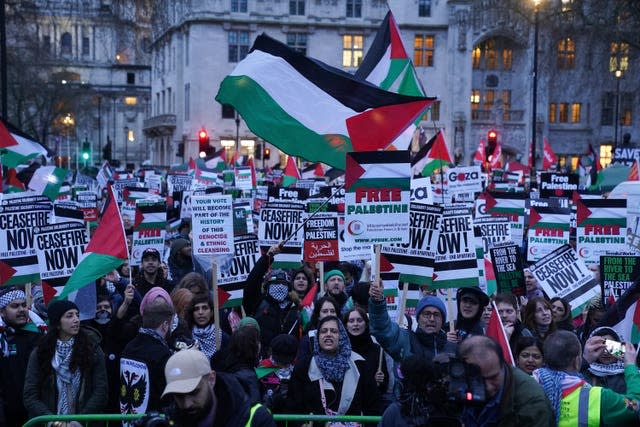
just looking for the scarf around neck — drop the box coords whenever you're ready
[139,327,169,348]
[192,324,217,359]
[533,368,585,425]
[53,338,81,414]
[313,322,352,383]
[588,360,626,377]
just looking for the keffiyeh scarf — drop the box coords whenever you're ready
[588,360,626,377]
[52,338,81,415]
[533,368,586,425]
[192,324,217,359]
[139,327,169,348]
[313,321,352,383]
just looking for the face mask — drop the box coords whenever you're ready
[268,283,289,303]
[95,310,111,325]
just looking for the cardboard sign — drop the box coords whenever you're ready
[576,199,630,264]
[489,241,525,296]
[447,166,482,194]
[167,174,192,193]
[303,213,339,262]
[131,199,167,266]
[539,173,579,199]
[76,191,99,223]
[192,194,234,255]
[234,167,253,191]
[530,244,599,316]
[600,255,640,306]
[527,206,571,262]
[216,234,261,307]
[258,201,305,269]
[410,177,434,205]
[267,186,309,201]
[34,222,88,287]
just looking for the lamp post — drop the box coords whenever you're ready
[62,113,75,170]
[613,69,623,152]
[530,0,541,181]
[235,112,241,159]
[124,126,129,168]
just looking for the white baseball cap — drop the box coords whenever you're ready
[162,349,211,397]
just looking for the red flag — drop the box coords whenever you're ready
[474,139,486,164]
[489,140,503,169]
[542,138,558,170]
[314,163,325,177]
[486,302,515,366]
[247,157,257,187]
[0,120,18,149]
[629,159,640,181]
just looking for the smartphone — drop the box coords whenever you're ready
[604,339,626,358]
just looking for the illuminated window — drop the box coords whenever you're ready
[228,31,250,62]
[561,0,573,12]
[609,42,629,73]
[127,129,135,143]
[472,46,481,69]
[346,0,362,17]
[571,103,581,123]
[124,97,137,106]
[483,90,495,109]
[549,103,557,123]
[342,34,363,67]
[471,89,480,119]
[621,93,633,126]
[414,35,434,67]
[557,38,575,69]
[484,39,497,69]
[559,103,569,123]
[502,48,513,70]
[502,90,511,121]
[600,144,613,167]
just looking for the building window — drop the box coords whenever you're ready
[346,0,362,18]
[549,103,557,123]
[559,103,569,122]
[127,73,135,85]
[502,48,513,70]
[61,32,72,55]
[570,103,581,123]
[471,89,480,118]
[484,39,497,70]
[422,100,440,121]
[600,144,613,167]
[287,33,307,55]
[124,97,137,106]
[185,32,189,66]
[42,35,51,53]
[601,93,615,126]
[414,35,434,67]
[167,87,172,113]
[222,104,236,119]
[621,93,633,126]
[290,0,305,15]
[557,38,575,69]
[82,36,90,56]
[609,42,629,73]
[472,46,481,69]
[228,31,250,63]
[483,90,495,110]
[418,0,432,17]
[184,83,190,121]
[502,90,511,121]
[231,0,247,13]
[342,34,363,67]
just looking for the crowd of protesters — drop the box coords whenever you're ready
[2,220,640,427]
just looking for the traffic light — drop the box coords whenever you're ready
[177,142,185,157]
[486,130,497,158]
[255,142,262,160]
[81,141,91,161]
[198,129,210,158]
[264,147,271,160]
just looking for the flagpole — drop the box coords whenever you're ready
[280,183,345,246]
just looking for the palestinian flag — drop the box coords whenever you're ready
[57,186,128,299]
[96,161,113,189]
[486,302,515,365]
[0,120,48,168]
[473,139,486,165]
[282,156,301,187]
[598,280,640,344]
[411,130,452,177]
[215,34,435,170]
[3,168,26,193]
[354,11,428,150]
[300,284,319,328]
[527,206,571,262]
[484,192,527,246]
[27,166,68,201]
[542,138,558,170]
[576,198,628,265]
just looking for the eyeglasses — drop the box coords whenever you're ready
[420,311,442,319]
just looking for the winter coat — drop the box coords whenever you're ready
[163,371,275,427]
[348,331,389,393]
[0,324,42,426]
[368,298,456,362]
[286,352,382,417]
[120,331,172,413]
[23,330,108,418]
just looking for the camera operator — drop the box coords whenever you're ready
[458,335,553,427]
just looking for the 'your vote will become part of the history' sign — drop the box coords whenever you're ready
[192,195,234,255]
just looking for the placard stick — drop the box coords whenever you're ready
[211,257,222,350]
[378,346,384,372]
[397,282,409,326]
[318,262,324,296]
[374,245,381,289]
[25,283,32,308]
[447,288,455,333]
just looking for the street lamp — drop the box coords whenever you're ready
[613,69,623,152]
[530,0,541,182]
[62,113,75,169]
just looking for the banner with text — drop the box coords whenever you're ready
[35,222,88,287]
[192,194,234,256]
[576,198,630,264]
[217,234,261,307]
[527,206,571,262]
[131,199,167,266]
[489,241,525,296]
[600,255,640,307]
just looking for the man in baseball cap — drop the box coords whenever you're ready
[162,349,274,426]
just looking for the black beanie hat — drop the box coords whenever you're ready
[270,334,298,365]
[47,300,79,327]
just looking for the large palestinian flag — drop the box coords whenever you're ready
[215,34,435,170]
[598,279,640,344]
[0,119,49,168]
[58,186,128,299]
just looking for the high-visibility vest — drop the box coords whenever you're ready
[559,384,602,427]
[245,402,266,427]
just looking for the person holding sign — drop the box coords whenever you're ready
[446,287,490,343]
[368,282,457,363]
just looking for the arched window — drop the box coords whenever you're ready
[61,32,72,55]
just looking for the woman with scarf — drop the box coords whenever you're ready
[186,293,229,368]
[583,327,629,394]
[521,296,557,343]
[343,307,390,394]
[287,315,382,419]
[550,296,575,332]
[24,300,107,420]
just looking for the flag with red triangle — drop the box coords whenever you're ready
[542,138,558,170]
[473,139,486,165]
[486,302,515,365]
[411,130,452,177]
[57,186,128,299]
[628,159,640,181]
[247,157,258,187]
[489,140,503,169]
[282,156,301,187]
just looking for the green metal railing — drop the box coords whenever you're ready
[23,413,381,426]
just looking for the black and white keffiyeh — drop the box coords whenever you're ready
[52,338,81,414]
[192,324,217,359]
[0,290,25,309]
